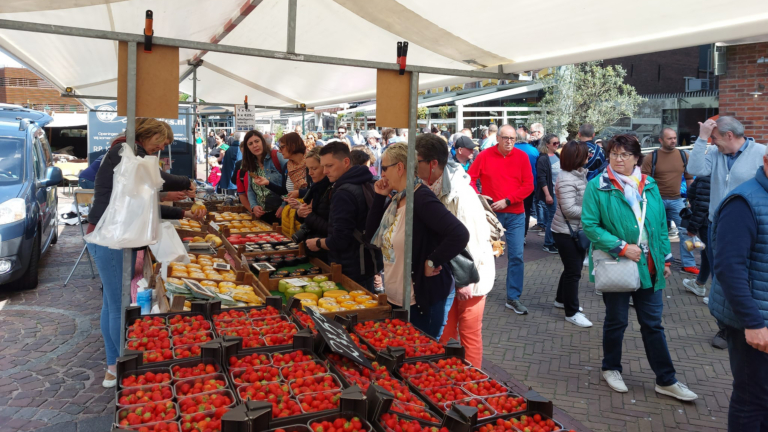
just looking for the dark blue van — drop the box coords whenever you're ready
[0,104,62,289]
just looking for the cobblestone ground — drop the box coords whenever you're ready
[0,191,733,431]
[481,230,732,432]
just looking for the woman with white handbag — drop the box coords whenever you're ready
[581,134,698,402]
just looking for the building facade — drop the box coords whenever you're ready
[0,67,84,113]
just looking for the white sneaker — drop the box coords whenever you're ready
[655,382,698,401]
[538,231,545,237]
[683,279,706,297]
[102,370,117,388]
[629,297,634,307]
[583,257,589,267]
[595,289,603,296]
[565,312,593,328]
[602,370,628,393]
[703,297,709,305]
[553,301,583,312]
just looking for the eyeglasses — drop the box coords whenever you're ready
[609,152,634,161]
[279,144,286,150]
[381,162,400,172]
[499,136,515,141]
[550,141,560,146]
[416,159,431,164]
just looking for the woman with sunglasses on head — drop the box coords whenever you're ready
[365,142,469,339]
[536,133,561,254]
[581,134,697,401]
[242,130,286,224]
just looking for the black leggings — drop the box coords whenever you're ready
[553,232,586,317]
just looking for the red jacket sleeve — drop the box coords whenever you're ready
[509,152,534,204]
[236,170,246,194]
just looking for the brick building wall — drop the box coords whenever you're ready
[0,67,84,112]
[603,46,703,95]
[718,43,768,142]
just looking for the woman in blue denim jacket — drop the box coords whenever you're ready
[242,130,286,224]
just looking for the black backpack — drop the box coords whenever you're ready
[335,181,380,275]
[650,149,688,177]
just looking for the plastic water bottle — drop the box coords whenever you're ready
[137,288,152,315]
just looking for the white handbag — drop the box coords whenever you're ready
[592,192,646,293]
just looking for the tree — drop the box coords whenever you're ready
[529,61,645,139]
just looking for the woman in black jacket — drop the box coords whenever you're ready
[288,147,332,261]
[535,133,561,254]
[366,142,469,339]
[87,118,204,389]
[681,175,711,296]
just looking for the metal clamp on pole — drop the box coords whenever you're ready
[143,10,154,53]
[244,95,248,110]
[397,41,409,75]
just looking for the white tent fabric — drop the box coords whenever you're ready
[1,0,767,110]
[47,112,87,127]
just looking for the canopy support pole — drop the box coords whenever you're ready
[402,71,419,313]
[120,41,138,357]
[287,0,297,54]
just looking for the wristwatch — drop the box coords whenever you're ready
[316,239,322,250]
[426,260,434,268]
[505,198,511,206]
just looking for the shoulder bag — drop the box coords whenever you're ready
[591,192,646,293]
[449,248,481,287]
[558,201,590,253]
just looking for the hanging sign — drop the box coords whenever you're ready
[304,307,373,369]
[235,104,256,132]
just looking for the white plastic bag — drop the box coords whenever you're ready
[85,143,164,249]
[150,222,191,265]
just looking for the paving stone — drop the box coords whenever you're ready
[35,421,76,432]
[76,414,114,432]
[61,404,84,415]
[14,407,39,420]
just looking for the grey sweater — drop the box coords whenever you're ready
[552,168,587,235]
[687,137,766,221]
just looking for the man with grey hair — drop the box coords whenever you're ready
[481,123,499,150]
[529,123,544,145]
[264,133,277,150]
[396,128,408,142]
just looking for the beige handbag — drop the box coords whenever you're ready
[592,192,646,293]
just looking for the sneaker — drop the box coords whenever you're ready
[683,279,706,297]
[595,289,603,296]
[565,312,593,328]
[583,257,589,267]
[703,297,709,305]
[602,370,628,393]
[629,297,634,307]
[553,301,583,312]
[529,225,544,232]
[538,231,545,237]
[655,382,698,401]
[505,299,529,315]
[103,370,117,388]
[681,266,700,275]
[542,245,558,254]
[711,329,727,350]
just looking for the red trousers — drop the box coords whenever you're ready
[439,295,486,367]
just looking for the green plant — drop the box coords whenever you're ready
[528,62,645,139]
[438,106,450,119]
[418,107,429,119]
[274,124,285,140]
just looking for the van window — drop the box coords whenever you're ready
[37,130,53,166]
[0,138,25,185]
[32,137,46,180]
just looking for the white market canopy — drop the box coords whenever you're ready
[1,0,767,110]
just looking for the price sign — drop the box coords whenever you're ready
[283,278,309,287]
[235,104,256,132]
[209,221,220,231]
[304,307,373,370]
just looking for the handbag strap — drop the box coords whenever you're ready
[557,201,578,237]
[636,191,647,246]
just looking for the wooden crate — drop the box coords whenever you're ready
[215,204,247,213]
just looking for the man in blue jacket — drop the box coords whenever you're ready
[514,130,541,238]
[710,151,768,431]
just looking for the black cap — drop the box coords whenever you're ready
[454,135,478,150]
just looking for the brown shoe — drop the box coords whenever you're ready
[103,370,117,388]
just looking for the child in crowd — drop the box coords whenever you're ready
[207,156,221,189]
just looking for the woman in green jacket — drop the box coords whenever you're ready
[582,134,697,402]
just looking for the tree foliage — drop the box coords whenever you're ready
[529,62,645,139]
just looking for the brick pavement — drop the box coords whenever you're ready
[481,230,732,432]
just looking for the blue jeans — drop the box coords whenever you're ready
[86,243,136,366]
[496,212,525,302]
[411,283,455,340]
[663,198,696,268]
[696,220,711,285]
[78,178,94,189]
[543,195,557,248]
[602,288,677,386]
[533,197,546,227]
[725,325,768,431]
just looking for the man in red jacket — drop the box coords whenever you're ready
[469,124,534,314]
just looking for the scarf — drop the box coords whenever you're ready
[371,179,422,263]
[249,165,271,207]
[608,165,647,245]
[427,173,443,198]
[287,160,308,190]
